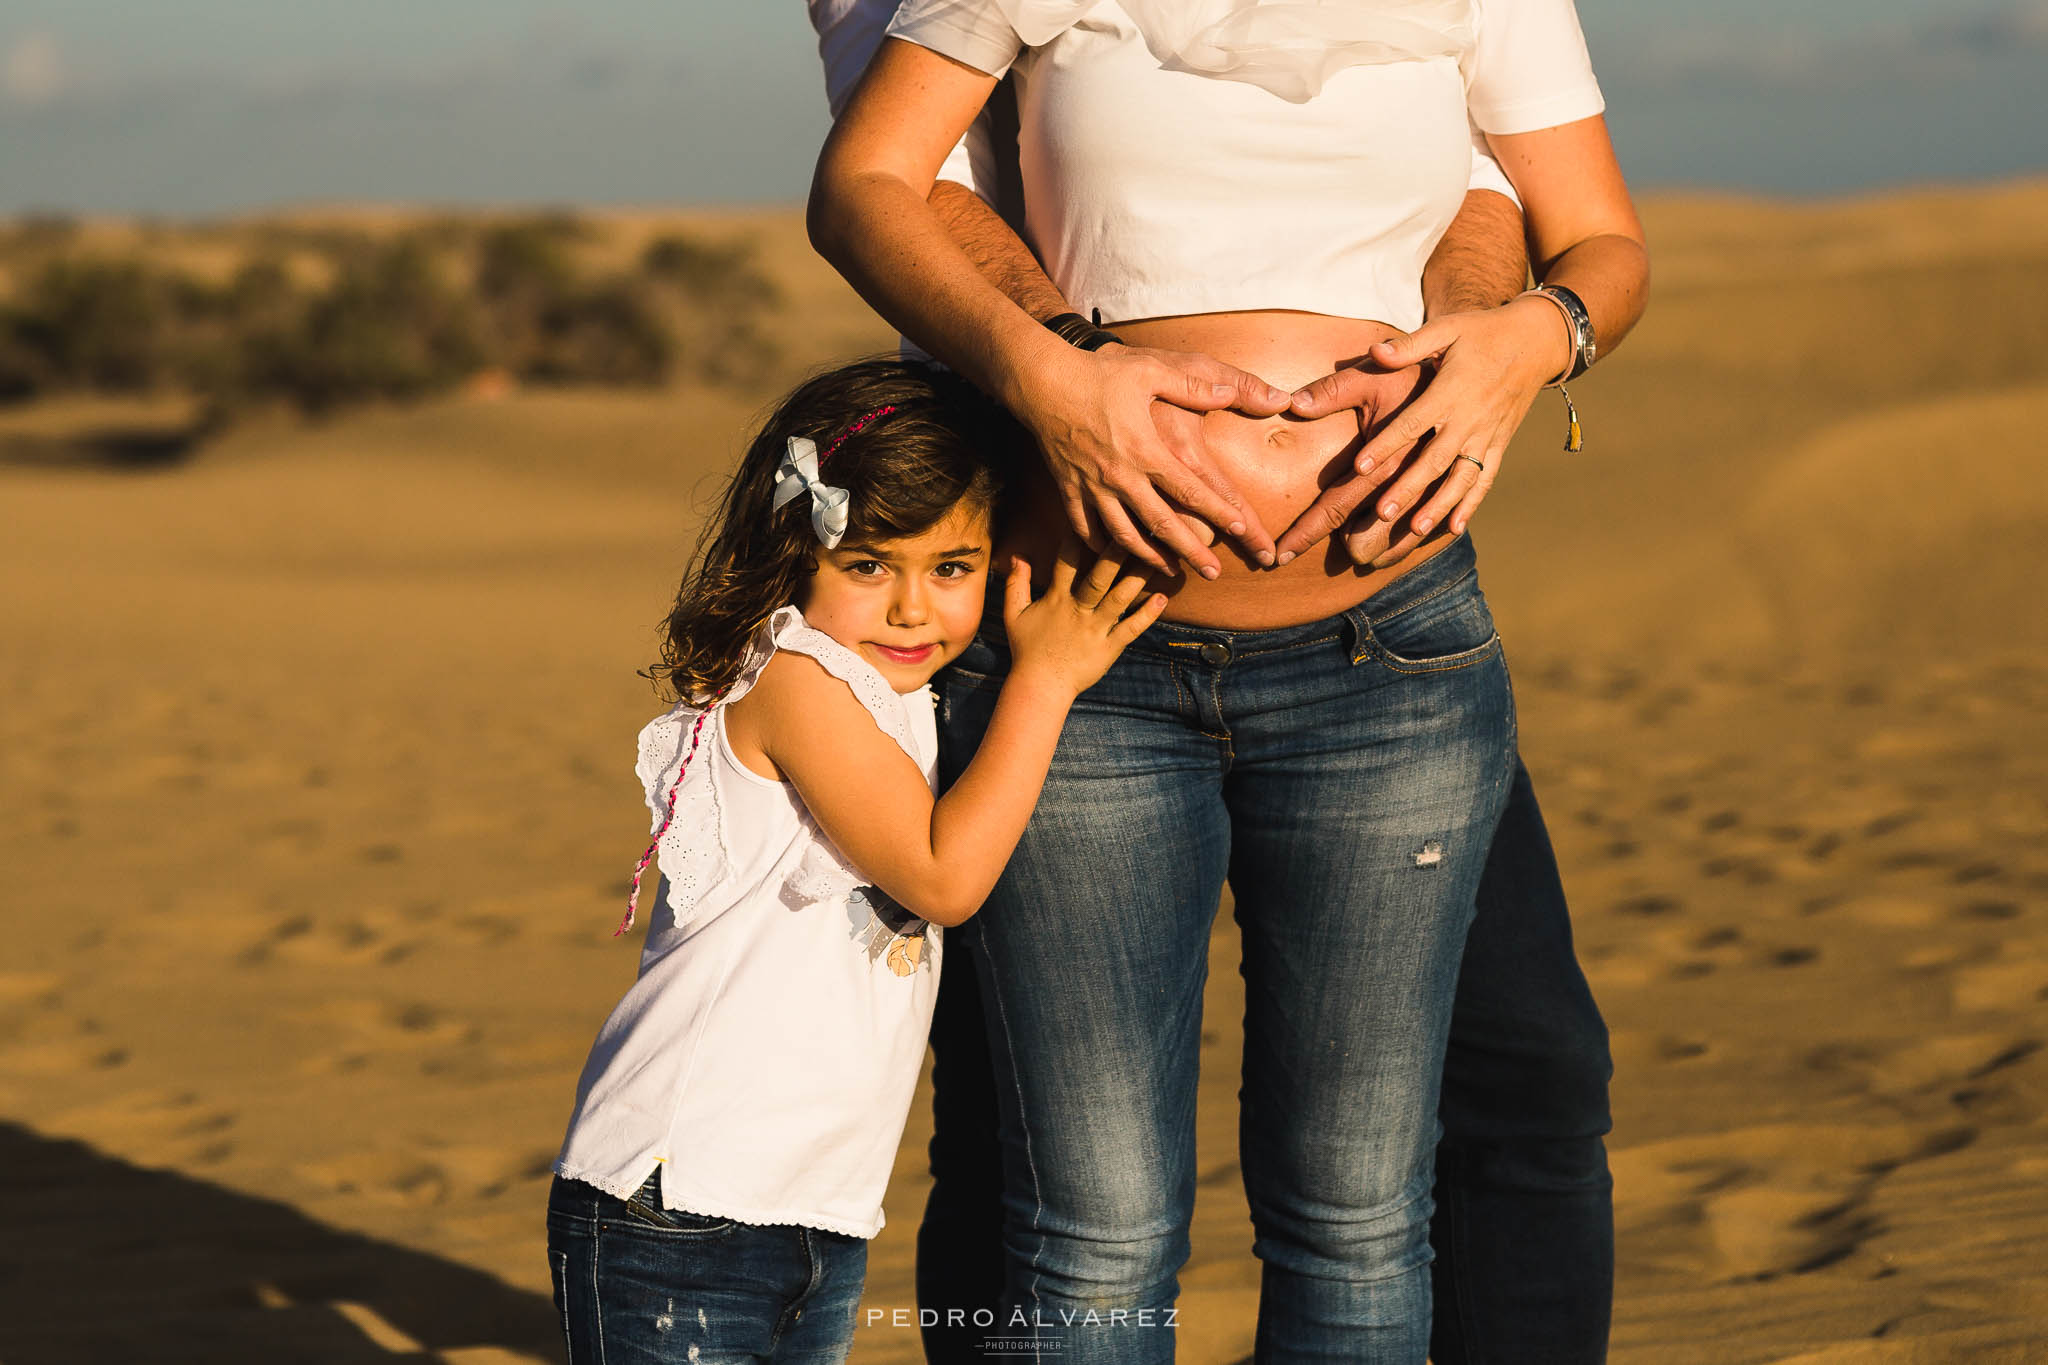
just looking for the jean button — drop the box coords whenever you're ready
[1199,641,1231,666]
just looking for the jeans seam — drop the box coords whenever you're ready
[980,943,1049,1364]
[1447,1153,1483,1365]
[549,1249,573,1361]
[589,1221,608,1365]
[1368,632,1503,675]
[774,1227,822,1347]
[1232,630,1339,661]
[1366,558,1478,629]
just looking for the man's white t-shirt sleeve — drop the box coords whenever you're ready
[1464,0,1606,136]
[809,0,997,202]
[811,0,892,116]
[938,115,999,202]
[1466,126,1520,207]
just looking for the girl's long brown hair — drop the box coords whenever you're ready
[651,357,1024,703]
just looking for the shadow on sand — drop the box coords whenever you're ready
[0,1121,560,1363]
[0,422,210,471]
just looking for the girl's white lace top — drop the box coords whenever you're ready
[554,605,943,1239]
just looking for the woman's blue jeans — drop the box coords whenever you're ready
[545,1173,867,1364]
[937,535,1517,1363]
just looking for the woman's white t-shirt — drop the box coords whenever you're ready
[886,0,1606,329]
[554,606,942,1239]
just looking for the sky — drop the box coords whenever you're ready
[1,0,2044,215]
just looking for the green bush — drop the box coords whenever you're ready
[0,216,782,417]
[640,234,781,384]
[258,239,487,413]
[11,258,176,391]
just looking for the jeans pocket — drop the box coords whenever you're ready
[1364,584,1502,674]
[617,1196,736,1236]
[613,1172,736,1236]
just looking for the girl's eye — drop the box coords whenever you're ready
[847,560,887,577]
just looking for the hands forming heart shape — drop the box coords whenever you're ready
[1018,295,1576,577]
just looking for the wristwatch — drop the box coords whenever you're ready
[1044,311,1124,352]
[1520,284,1596,386]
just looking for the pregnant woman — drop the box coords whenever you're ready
[810,1,1649,1358]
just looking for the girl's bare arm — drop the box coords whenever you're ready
[739,555,1163,926]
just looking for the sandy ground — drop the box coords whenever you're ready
[2,183,2045,1363]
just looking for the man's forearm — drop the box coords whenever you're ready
[929,179,1070,323]
[1421,189,1529,317]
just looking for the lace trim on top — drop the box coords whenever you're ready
[627,605,924,936]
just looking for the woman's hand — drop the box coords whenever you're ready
[1266,363,1425,566]
[1001,544,1167,699]
[1011,343,1291,579]
[1274,295,1572,564]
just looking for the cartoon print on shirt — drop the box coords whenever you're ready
[849,884,932,977]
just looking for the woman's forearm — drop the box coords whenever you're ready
[1531,231,1651,370]
[1487,116,1650,371]
[810,131,1073,416]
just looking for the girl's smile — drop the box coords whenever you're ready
[796,502,996,692]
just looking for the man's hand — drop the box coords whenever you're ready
[1013,343,1290,579]
[1275,295,1573,565]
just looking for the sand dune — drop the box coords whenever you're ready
[2,183,2046,1363]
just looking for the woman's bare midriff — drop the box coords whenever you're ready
[1011,310,1461,630]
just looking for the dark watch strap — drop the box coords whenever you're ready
[1044,312,1124,352]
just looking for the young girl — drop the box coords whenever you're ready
[545,357,1165,1364]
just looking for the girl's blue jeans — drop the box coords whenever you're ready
[545,1173,866,1364]
[932,534,1523,1363]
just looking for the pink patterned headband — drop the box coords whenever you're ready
[820,404,898,462]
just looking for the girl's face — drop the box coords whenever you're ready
[795,501,995,694]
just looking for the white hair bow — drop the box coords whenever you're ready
[772,436,851,548]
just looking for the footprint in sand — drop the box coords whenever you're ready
[45,1087,242,1167]
[1704,1185,1877,1279]
[1952,952,2048,1013]
[1610,1122,1977,1283]
[238,909,424,969]
[296,1144,559,1209]
[1832,894,1946,929]
[1658,1036,1712,1062]
[1855,1035,2041,1100]
[289,997,480,1079]
[1957,899,2023,921]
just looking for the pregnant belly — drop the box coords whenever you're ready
[1013,310,1462,629]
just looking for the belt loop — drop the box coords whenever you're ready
[1341,603,1373,666]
